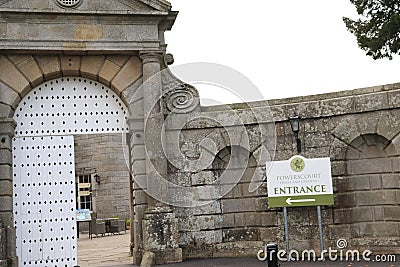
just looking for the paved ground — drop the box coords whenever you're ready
[78,232,398,266]
[78,230,133,266]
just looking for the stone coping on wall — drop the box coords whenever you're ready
[206,82,400,109]
[169,82,400,130]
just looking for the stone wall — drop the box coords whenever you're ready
[162,83,400,258]
[0,1,399,264]
[74,134,130,219]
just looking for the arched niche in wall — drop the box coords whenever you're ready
[337,134,400,252]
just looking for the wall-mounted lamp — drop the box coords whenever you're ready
[289,114,302,154]
[94,173,100,185]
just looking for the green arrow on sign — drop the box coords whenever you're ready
[285,197,316,205]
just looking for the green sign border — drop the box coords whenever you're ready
[268,194,334,208]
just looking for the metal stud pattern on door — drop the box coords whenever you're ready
[14,77,129,137]
[13,136,77,267]
[12,77,129,266]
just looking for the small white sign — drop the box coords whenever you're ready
[76,209,91,221]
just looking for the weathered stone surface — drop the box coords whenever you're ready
[107,55,130,67]
[142,206,182,264]
[373,206,384,221]
[112,56,142,93]
[0,197,12,212]
[0,181,12,196]
[320,97,353,116]
[356,190,397,206]
[8,55,43,87]
[382,174,400,189]
[133,160,146,176]
[140,251,155,267]
[0,104,12,118]
[213,241,263,258]
[354,92,388,113]
[333,209,352,224]
[60,56,81,76]
[0,82,20,109]
[0,56,30,95]
[328,225,351,240]
[0,165,12,182]
[383,206,400,221]
[221,198,255,213]
[99,59,121,86]
[5,226,16,258]
[74,24,103,40]
[332,117,360,146]
[80,56,105,80]
[34,55,60,79]
[0,227,5,260]
[358,222,399,237]
[223,228,259,242]
[191,171,215,186]
[0,149,11,166]
[356,112,380,135]
[192,201,221,216]
[351,207,374,222]
[388,89,400,108]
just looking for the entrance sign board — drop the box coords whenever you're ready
[266,156,334,208]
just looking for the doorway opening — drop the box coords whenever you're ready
[12,77,130,267]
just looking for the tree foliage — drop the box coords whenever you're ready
[343,0,400,59]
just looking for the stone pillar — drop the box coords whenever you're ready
[131,51,181,265]
[128,117,147,265]
[0,118,18,267]
[140,51,169,205]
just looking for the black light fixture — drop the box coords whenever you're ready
[289,114,302,154]
[94,173,100,185]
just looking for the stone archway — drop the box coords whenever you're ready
[343,134,400,252]
[12,77,129,266]
[0,1,180,265]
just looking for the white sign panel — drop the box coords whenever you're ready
[266,156,334,208]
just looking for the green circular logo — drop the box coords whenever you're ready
[290,157,305,172]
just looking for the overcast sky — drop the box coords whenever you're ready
[165,0,399,105]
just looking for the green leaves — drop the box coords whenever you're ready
[344,0,400,59]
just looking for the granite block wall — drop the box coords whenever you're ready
[163,84,400,258]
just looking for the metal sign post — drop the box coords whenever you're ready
[317,206,324,252]
[283,207,290,261]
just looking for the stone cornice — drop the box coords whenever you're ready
[0,8,169,16]
[0,0,173,13]
[0,2,178,54]
[0,40,162,55]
